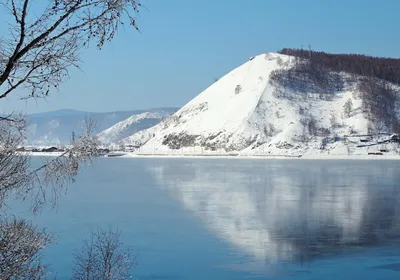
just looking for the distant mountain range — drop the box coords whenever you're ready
[26,108,178,146]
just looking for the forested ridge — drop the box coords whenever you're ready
[278,48,400,85]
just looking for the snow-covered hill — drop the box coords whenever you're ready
[97,110,174,146]
[122,53,400,157]
[26,108,177,146]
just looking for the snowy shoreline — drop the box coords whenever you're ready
[24,151,400,160]
[121,153,400,160]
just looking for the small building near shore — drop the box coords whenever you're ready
[42,146,59,152]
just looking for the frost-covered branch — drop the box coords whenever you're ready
[0,216,52,279]
[72,226,137,280]
[0,115,101,212]
[0,113,29,206]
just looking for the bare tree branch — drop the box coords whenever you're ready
[0,62,42,99]
[0,0,29,87]
[0,0,142,100]
[0,112,22,122]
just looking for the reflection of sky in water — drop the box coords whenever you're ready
[149,159,400,266]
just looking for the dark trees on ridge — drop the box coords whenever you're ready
[270,48,400,133]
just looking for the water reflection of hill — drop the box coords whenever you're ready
[148,159,400,264]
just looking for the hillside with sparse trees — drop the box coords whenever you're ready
[270,48,400,134]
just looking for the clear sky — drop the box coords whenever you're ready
[2,0,400,113]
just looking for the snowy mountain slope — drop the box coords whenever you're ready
[26,108,177,146]
[123,53,400,156]
[97,110,175,146]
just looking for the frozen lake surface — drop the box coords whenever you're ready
[11,158,400,279]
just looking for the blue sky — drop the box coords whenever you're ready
[2,0,400,113]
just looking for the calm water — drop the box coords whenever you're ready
[10,158,400,279]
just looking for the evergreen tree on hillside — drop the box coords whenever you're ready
[343,99,353,118]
